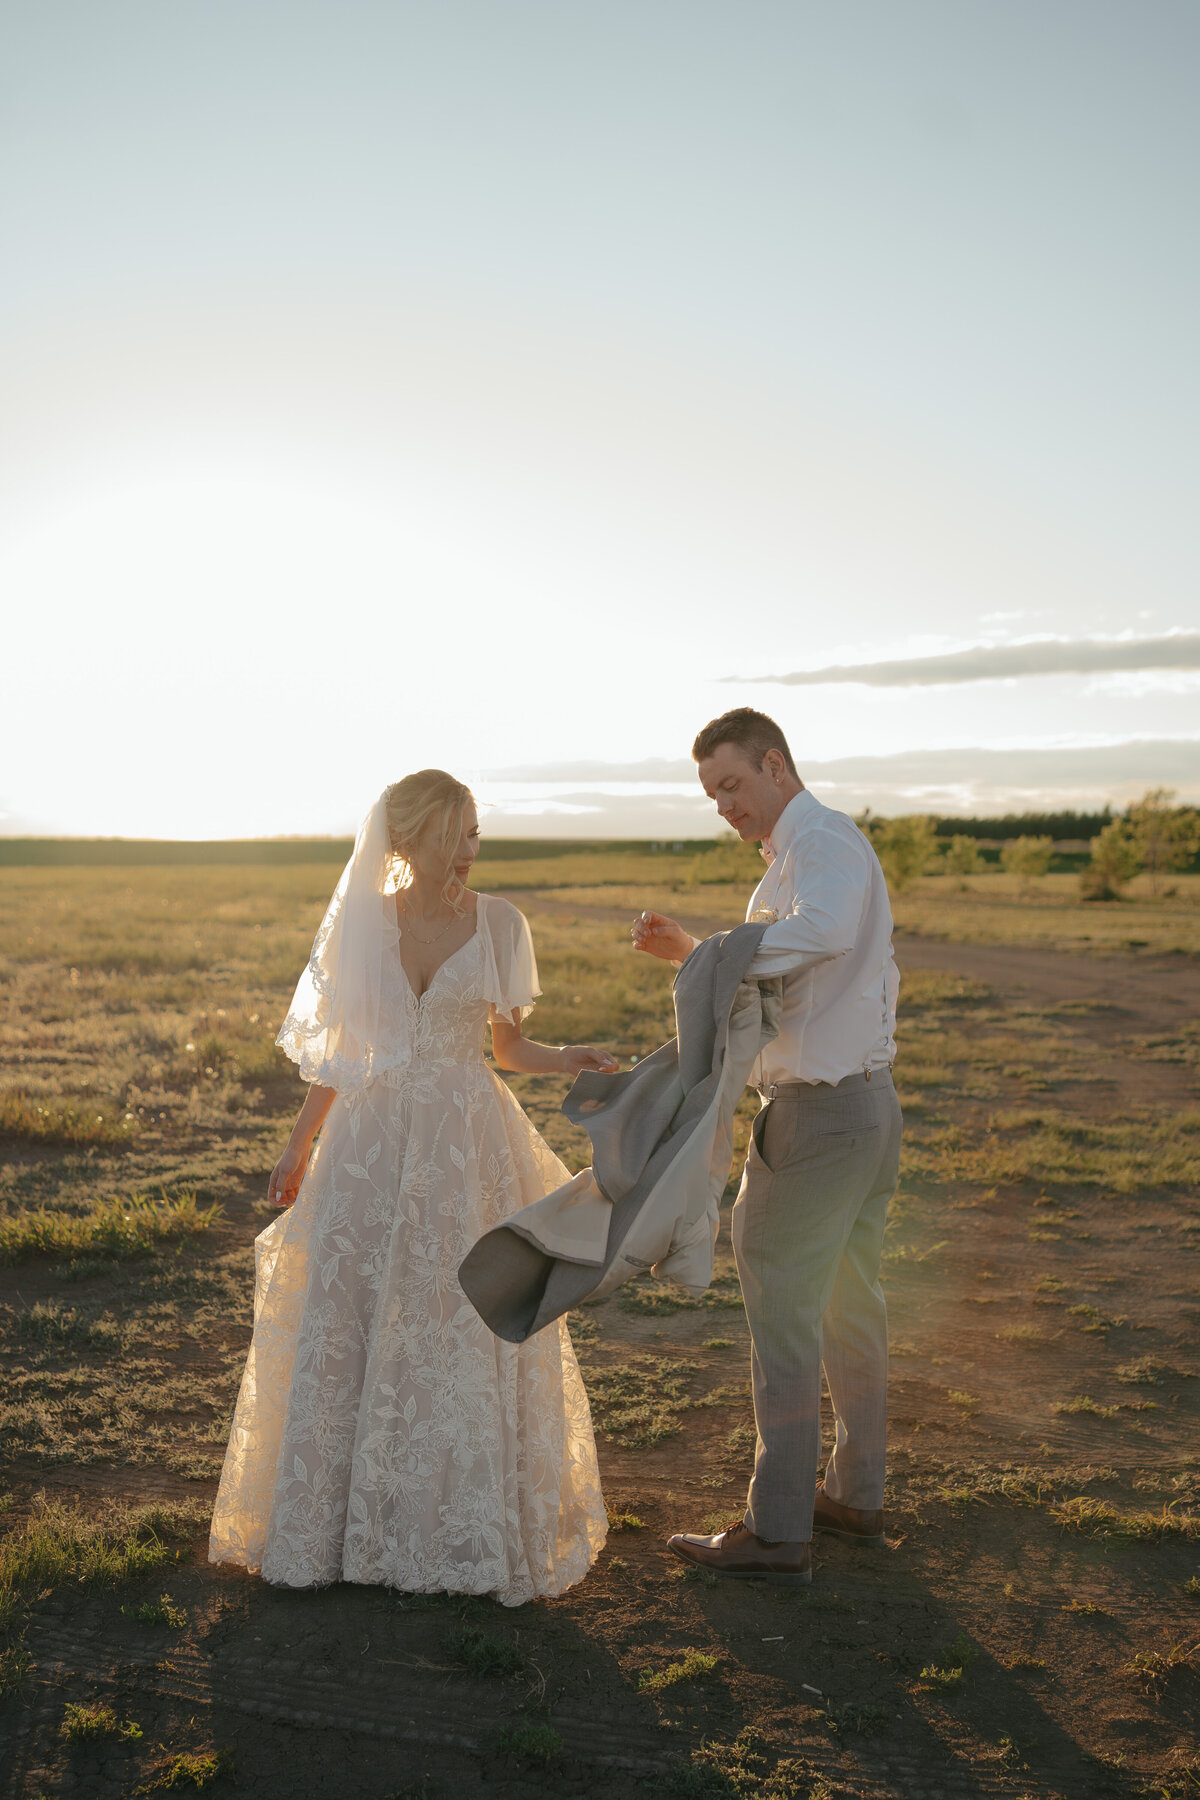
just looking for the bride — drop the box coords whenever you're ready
[209,770,613,1604]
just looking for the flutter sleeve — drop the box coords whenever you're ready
[480,894,542,1026]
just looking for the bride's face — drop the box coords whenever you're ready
[452,803,482,885]
[411,801,481,887]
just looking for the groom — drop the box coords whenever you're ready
[632,708,901,1583]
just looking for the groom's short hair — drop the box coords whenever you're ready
[691,707,798,778]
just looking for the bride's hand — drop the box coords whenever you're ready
[268,1140,312,1208]
[560,1045,620,1077]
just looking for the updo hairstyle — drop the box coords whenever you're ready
[384,770,475,913]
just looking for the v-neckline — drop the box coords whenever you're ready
[395,907,481,1005]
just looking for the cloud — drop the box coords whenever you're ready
[800,738,1200,793]
[733,632,1200,688]
[492,739,1200,790]
[479,738,1200,833]
[21,742,1193,840]
[487,759,695,784]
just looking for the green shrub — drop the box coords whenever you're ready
[448,1626,524,1678]
[919,1631,978,1688]
[127,1594,188,1629]
[1081,820,1142,900]
[943,835,982,883]
[1000,835,1053,887]
[871,815,939,894]
[1126,787,1200,894]
[497,1721,562,1765]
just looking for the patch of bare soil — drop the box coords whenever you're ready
[3,941,1199,1800]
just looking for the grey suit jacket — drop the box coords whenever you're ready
[458,923,780,1343]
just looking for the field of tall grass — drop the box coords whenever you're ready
[3,841,1199,1795]
[2,851,1197,1183]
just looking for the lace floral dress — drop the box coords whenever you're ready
[209,895,607,1605]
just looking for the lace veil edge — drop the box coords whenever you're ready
[275,791,393,1092]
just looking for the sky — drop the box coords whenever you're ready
[3,0,1198,840]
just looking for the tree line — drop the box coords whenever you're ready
[930,809,1113,842]
[857,789,1200,899]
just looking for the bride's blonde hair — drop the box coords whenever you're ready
[385,770,475,913]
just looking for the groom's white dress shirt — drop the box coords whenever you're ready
[739,788,898,1089]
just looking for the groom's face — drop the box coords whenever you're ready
[697,742,786,842]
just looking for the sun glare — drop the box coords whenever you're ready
[4,460,501,838]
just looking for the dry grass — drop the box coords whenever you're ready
[547,867,1200,956]
[480,847,702,893]
[903,1107,1200,1192]
[0,1340,242,1469]
[1052,1395,1119,1419]
[899,971,993,1009]
[499,910,677,1052]
[2,857,1191,1190]
[918,1631,978,1689]
[135,1748,233,1791]
[1117,1356,1191,1385]
[579,1356,698,1448]
[0,1191,218,1265]
[0,1091,133,1147]
[604,1506,645,1531]
[1125,1641,1199,1698]
[0,1493,207,1697]
[996,1323,1054,1346]
[2,848,1199,1793]
[638,1647,720,1693]
[618,1270,746,1314]
[0,1245,247,1469]
[891,870,1200,956]
[0,1493,203,1617]
[1050,1496,1200,1540]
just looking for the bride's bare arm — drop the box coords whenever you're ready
[268,1083,338,1207]
[490,1017,618,1078]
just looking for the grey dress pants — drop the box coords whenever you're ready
[732,1067,902,1544]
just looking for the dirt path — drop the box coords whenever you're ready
[893,930,1200,1028]
[504,884,1199,1008]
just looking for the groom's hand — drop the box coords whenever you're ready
[630,911,697,965]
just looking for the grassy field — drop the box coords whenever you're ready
[512,866,1200,959]
[1,850,1198,1799]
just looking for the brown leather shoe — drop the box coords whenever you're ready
[812,1483,885,1546]
[667,1519,812,1585]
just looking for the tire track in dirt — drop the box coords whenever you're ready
[7,1617,1077,1800]
[9,1632,735,1784]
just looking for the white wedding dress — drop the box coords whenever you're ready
[209,894,607,1605]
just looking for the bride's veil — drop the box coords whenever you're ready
[275,789,400,1091]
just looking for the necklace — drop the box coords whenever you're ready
[398,899,459,946]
